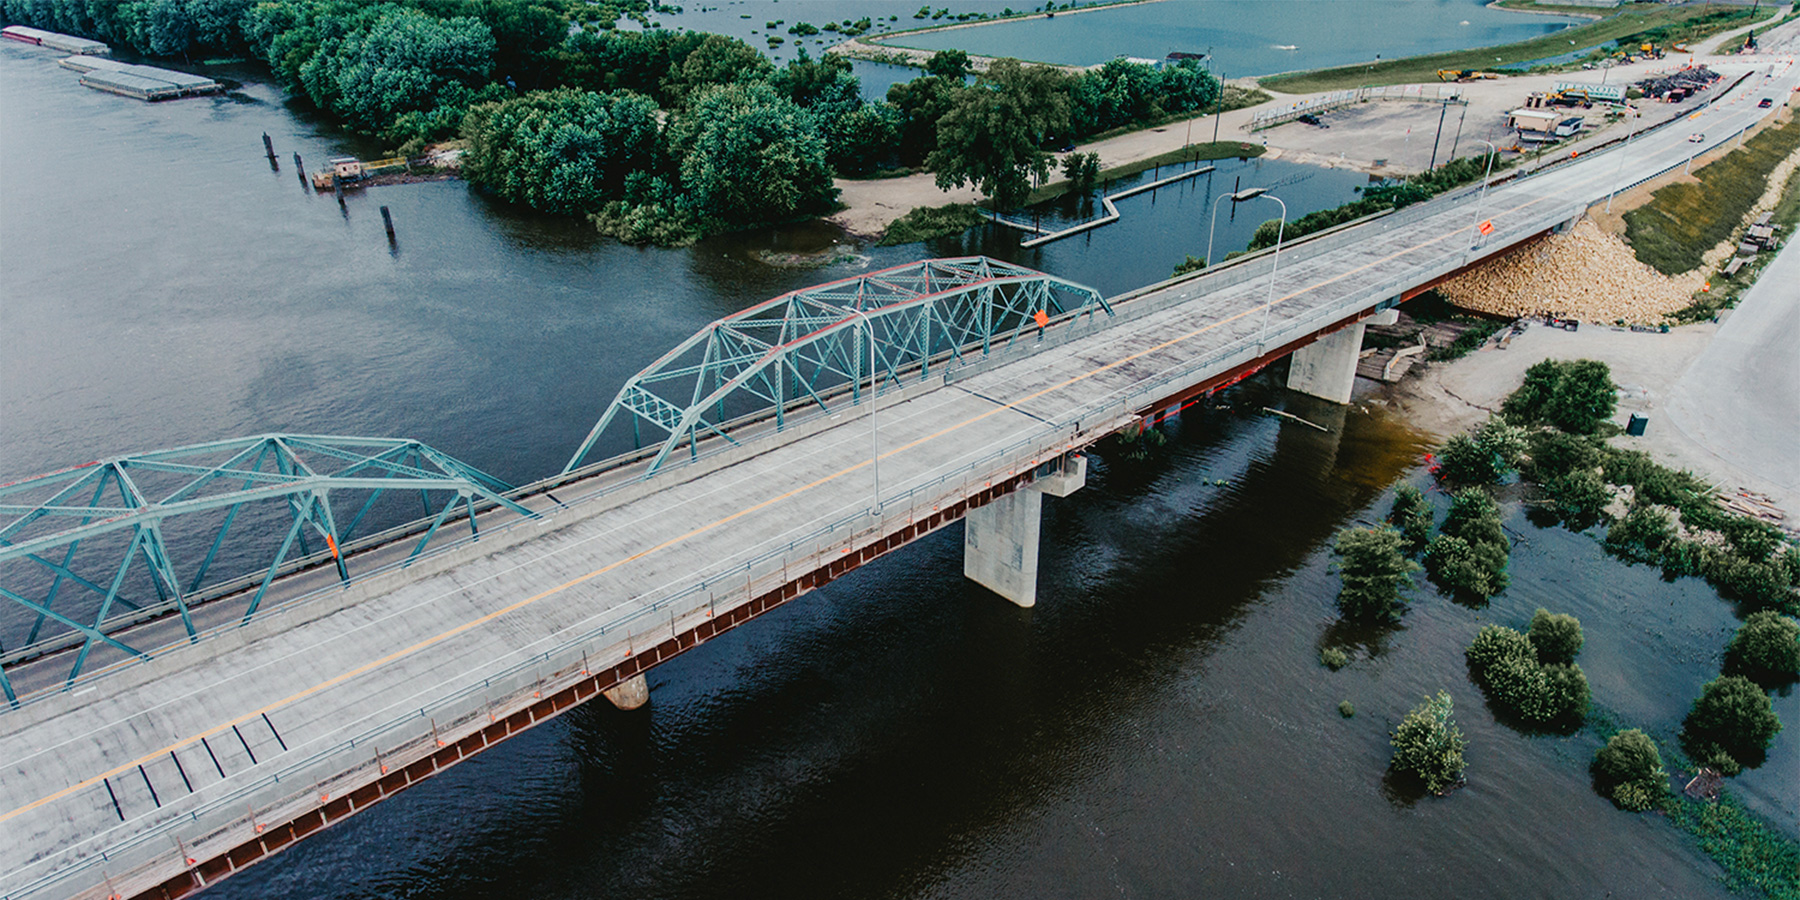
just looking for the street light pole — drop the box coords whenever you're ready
[1244,194,1288,352]
[1466,138,1497,251]
[848,307,880,508]
[1206,187,1268,276]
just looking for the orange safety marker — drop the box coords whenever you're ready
[325,533,340,558]
[1478,219,1494,236]
[1033,310,1049,328]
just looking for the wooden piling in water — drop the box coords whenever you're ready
[380,206,395,242]
[294,153,306,189]
[262,132,276,168]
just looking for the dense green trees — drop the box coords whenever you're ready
[461,89,661,215]
[296,7,497,138]
[1424,489,1511,598]
[1465,616,1590,725]
[1592,729,1668,812]
[1331,526,1418,624]
[886,73,963,167]
[1070,58,1217,136]
[1435,417,1524,485]
[670,82,837,228]
[1725,611,1800,685]
[1390,691,1467,793]
[1528,608,1584,665]
[1681,674,1783,774]
[1502,359,1618,434]
[1388,484,1434,552]
[929,59,1072,210]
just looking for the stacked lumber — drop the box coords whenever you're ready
[1435,219,1705,324]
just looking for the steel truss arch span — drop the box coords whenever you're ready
[564,256,1111,475]
[0,435,534,696]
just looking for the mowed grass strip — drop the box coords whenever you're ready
[1260,4,1773,94]
[1624,114,1800,276]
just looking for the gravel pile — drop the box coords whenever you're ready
[1436,219,1705,323]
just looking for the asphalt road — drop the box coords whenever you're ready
[1664,236,1800,509]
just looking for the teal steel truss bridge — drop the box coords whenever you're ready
[565,256,1114,474]
[0,435,534,697]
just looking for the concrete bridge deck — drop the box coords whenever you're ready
[3,51,1794,900]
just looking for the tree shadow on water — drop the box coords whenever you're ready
[1318,617,1406,665]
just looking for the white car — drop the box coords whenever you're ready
[1688,133,1705,142]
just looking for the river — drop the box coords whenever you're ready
[0,35,1791,900]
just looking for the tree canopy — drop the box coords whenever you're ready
[1390,691,1467,793]
[671,82,837,227]
[928,58,1071,210]
[461,88,661,215]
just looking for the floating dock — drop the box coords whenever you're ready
[2,24,109,55]
[58,55,220,100]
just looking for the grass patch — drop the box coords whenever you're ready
[1663,790,1800,900]
[1261,4,1775,94]
[1624,114,1800,278]
[1685,160,1800,320]
[876,202,988,246]
[1016,140,1267,207]
[1426,318,1507,361]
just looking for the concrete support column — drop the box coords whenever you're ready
[964,454,1086,607]
[603,673,649,710]
[1286,322,1365,404]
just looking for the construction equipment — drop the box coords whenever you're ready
[1436,69,1500,82]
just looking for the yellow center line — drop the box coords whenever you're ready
[0,163,1588,826]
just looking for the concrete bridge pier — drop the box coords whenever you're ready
[1285,307,1399,404]
[603,673,650,710]
[964,453,1087,607]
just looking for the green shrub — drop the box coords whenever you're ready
[1331,526,1418,623]
[1710,554,1795,611]
[1592,729,1668,812]
[1435,418,1525,484]
[1522,429,1605,484]
[1390,691,1467,793]
[1388,484,1434,553]
[1544,468,1611,530]
[1466,622,1588,725]
[1725,611,1800,684]
[1425,533,1510,598]
[1339,700,1356,717]
[1681,675,1783,774]
[1605,505,1674,564]
[1502,359,1561,425]
[1502,359,1616,434]
[1467,624,1534,674]
[1661,539,1714,580]
[1441,489,1505,545]
[1320,646,1350,670]
[1529,608,1584,665]
[876,203,987,246]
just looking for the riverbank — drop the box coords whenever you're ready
[1381,237,1799,518]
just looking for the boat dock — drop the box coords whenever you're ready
[1,25,109,55]
[58,55,220,100]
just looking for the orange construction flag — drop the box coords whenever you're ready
[1478,219,1494,236]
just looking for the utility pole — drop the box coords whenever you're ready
[1428,98,1450,169]
[1449,101,1468,160]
